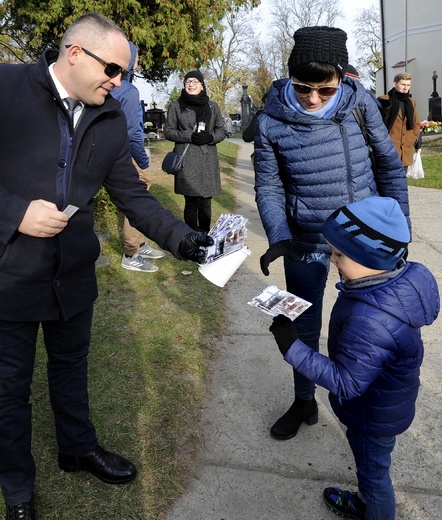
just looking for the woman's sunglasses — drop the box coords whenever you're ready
[291,81,341,98]
[65,45,130,80]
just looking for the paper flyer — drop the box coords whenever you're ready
[248,285,312,321]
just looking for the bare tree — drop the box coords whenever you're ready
[204,7,255,115]
[354,4,382,90]
[245,43,274,108]
[268,0,343,79]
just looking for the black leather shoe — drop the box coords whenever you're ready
[270,396,318,440]
[58,446,137,484]
[5,495,36,520]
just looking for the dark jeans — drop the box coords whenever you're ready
[0,306,97,505]
[347,428,396,519]
[183,195,212,233]
[284,252,330,400]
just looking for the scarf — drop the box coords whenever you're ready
[386,88,414,132]
[178,89,212,128]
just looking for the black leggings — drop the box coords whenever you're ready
[183,196,212,233]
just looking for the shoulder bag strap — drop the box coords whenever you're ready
[181,143,190,157]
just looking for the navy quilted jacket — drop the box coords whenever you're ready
[284,262,440,436]
[254,77,410,253]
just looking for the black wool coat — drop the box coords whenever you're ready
[0,50,191,321]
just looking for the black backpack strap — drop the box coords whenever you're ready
[353,107,377,175]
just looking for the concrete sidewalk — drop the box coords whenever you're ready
[164,140,442,520]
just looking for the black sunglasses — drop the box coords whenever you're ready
[291,81,341,98]
[65,45,129,80]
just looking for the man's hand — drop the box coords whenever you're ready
[260,239,301,276]
[178,231,214,263]
[269,314,299,356]
[18,200,69,237]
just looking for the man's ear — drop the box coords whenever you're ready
[65,44,81,65]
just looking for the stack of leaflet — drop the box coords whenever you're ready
[203,213,249,264]
[198,214,250,287]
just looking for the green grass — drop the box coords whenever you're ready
[2,139,239,519]
[408,155,442,189]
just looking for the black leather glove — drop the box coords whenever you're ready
[178,231,214,263]
[260,240,301,276]
[191,131,214,145]
[269,314,299,356]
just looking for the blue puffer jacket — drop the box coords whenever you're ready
[254,77,409,253]
[284,262,440,436]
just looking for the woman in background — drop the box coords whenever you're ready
[164,71,225,232]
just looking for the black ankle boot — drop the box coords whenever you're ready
[5,495,36,520]
[270,396,318,440]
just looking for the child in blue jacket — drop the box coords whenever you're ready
[269,197,440,519]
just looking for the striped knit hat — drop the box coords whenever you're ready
[322,197,410,270]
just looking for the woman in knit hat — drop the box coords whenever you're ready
[164,70,226,232]
[254,26,410,443]
[269,197,439,519]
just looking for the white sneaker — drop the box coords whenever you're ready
[137,242,165,259]
[121,253,158,272]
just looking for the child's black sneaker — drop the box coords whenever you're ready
[323,487,366,519]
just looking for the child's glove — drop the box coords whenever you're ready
[269,314,299,356]
[260,240,301,276]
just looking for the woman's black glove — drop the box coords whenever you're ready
[269,315,299,356]
[191,131,214,145]
[178,231,214,263]
[260,240,301,276]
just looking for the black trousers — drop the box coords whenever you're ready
[183,195,212,233]
[0,306,97,505]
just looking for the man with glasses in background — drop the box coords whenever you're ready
[254,26,410,453]
[0,12,212,519]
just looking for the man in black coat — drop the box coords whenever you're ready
[0,13,212,519]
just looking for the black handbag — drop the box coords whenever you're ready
[162,143,190,175]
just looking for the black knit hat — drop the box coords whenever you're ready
[184,70,206,89]
[288,26,348,78]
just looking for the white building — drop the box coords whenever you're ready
[377,0,442,122]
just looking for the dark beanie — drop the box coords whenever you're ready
[288,26,348,78]
[322,197,410,270]
[346,64,360,80]
[184,70,205,89]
